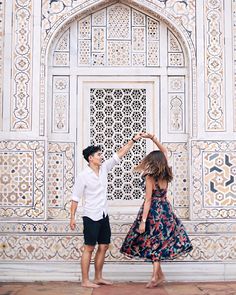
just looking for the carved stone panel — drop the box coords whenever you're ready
[192,141,236,220]
[0,141,45,219]
[52,76,70,133]
[168,76,185,132]
[204,0,225,131]
[47,142,75,220]
[76,4,160,67]
[11,0,33,131]
[53,29,70,67]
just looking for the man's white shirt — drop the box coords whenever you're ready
[71,153,120,221]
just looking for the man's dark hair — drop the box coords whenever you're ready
[83,145,102,162]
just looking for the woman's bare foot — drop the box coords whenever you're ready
[154,275,165,286]
[146,276,165,288]
[81,281,100,288]
[146,280,154,288]
[94,278,113,285]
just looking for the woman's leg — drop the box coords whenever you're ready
[146,261,159,288]
[146,261,165,288]
[158,264,165,281]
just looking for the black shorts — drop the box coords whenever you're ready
[82,214,111,246]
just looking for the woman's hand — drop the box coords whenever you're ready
[138,221,146,234]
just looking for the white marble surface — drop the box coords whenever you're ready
[1,262,236,282]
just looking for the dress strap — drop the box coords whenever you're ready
[155,181,168,191]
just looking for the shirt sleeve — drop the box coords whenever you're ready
[71,173,85,203]
[103,153,121,172]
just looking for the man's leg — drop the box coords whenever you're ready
[94,244,112,285]
[82,216,100,288]
[94,215,112,285]
[81,245,99,288]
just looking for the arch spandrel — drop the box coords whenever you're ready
[40,0,196,137]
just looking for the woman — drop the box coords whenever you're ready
[120,132,193,288]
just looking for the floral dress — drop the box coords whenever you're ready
[120,185,193,262]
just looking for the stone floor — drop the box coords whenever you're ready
[1,281,236,295]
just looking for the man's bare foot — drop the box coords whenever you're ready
[81,281,100,288]
[94,278,113,285]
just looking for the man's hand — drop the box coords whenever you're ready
[116,132,143,158]
[70,217,76,230]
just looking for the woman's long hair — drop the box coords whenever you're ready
[135,150,173,182]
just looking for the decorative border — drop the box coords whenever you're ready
[191,141,236,220]
[0,1,4,130]
[165,143,189,219]
[48,142,75,220]
[204,0,225,131]
[233,0,236,131]
[1,221,236,235]
[0,232,236,262]
[0,141,45,219]
[11,0,33,131]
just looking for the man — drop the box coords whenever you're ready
[70,133,142,288]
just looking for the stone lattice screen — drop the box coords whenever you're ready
[90,88,146,201]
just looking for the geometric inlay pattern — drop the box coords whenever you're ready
[76,3,160,67]
[107,4,130,39]
[0,1,4,130]
[53,29,70,67]
[204,0,225,131]
[192,141,236,219]
[168,76,185,132]
[203,152,236,207]
[11,0,33,130]
[48,142,75,220]
[165,143,189,219]
[0,141,45,219]
[167,29,184,67]
[90,88,146,201]
[0,151,34,207]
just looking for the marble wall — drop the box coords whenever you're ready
[0,0,236,281]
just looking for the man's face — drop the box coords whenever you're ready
[89,151,103,166]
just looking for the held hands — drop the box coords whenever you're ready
[132,132,143,142]
[132,132,156,142]
[140,132,155,140]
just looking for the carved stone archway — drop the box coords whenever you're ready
[40,0,196,137]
